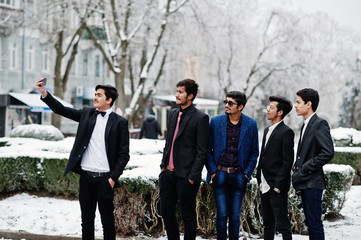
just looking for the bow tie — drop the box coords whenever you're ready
[95,110,106,117]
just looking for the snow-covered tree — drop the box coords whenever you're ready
[84,0,189,126]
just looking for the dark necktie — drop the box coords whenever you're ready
[168,111,183,170]
[95,110,106,117]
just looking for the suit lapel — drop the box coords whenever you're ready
[263,122,283,154]
[168,108,179,140]
[221,115,227,145]
[175,106,194,139]
[238,113,247,150]
[88,109,97,137]
[104,112,115,151]
[260,127,269,155]
[297,114,317,155]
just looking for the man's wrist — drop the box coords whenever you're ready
[41,91,48,98]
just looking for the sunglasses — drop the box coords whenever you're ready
[223,100,237,107]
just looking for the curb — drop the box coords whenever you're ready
[0,230,81,240]
[0,230,138,240]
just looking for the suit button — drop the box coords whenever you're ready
[78,155,81,158]
[83,146,86,149]
[297,157,300,159]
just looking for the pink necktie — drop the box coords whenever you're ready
[168,111,183,170]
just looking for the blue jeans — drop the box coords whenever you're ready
[212,170,247,240]
[300,189,324,240]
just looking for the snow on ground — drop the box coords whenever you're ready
[0,186,361,239]
[1,135,361,239]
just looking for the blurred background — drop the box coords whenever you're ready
[0,0,360,137]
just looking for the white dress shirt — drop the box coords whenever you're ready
[81,108,112,173]
[260,120,283,194]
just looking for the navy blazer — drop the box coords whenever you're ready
[41,93,130,188]
[160,104,210,182]
[206,113,259,183]
[256,121,294,191]
[292,114,334,190]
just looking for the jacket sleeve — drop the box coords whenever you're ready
[188,113,210,182]
[301,119,334,174]
[41,92,82,122]
[206,118,217,175]
[274,128,294,189]
[244,120,259,179]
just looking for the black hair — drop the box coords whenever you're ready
[269,96,292,119]
[176,79,198,101]
[296,88,319,112]
[95,84,119,107]
[226,91,247,108]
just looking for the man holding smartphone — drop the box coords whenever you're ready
[35,78,130,240]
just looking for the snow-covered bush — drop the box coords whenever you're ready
[0,157,44,192]
[323,164,355,218]
[332,150,361,185]
[10,124,64,141]
[331,127,361,147]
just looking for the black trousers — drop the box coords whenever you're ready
[261,189,292,240]
[79,173,115,240]
[159,169,200,240]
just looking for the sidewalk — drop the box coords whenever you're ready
[0,229,137,240]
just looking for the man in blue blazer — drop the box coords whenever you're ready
[206,91,259,240]
[35,78,130,240]
[256,96,294,240]
[292,88,334,240]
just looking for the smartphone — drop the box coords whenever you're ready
[42,78,47,87]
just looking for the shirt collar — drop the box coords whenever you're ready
[304,112,316,125]
[179,103,193,114]
[269,119,283,131]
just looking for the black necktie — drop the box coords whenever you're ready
[95,110,106,117]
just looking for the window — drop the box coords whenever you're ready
[26,44,34,71]
[95,55,100,77]
[9,43,17,70]
[0,0,16,8]
[94,12,102,26]
[42,48,49,73]
[83,52,88,76]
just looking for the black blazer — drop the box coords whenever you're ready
[160,104,210,182]
[256,121,294,192]
[41,93,130,188]
[292,114,334,190]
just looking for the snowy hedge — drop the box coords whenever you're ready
[332,150,361,185]
[0,136,356,237]
[331,127,361,147]
[0,155,355,238]
[0,157,78,196]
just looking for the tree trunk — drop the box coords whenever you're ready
[52,31,64,130]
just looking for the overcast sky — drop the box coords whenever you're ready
[290,0,361,33]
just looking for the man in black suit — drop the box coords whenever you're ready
[292,88,334,240]
[256,96,294,240]
[159,79,210,240]
[35,78,130,240]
